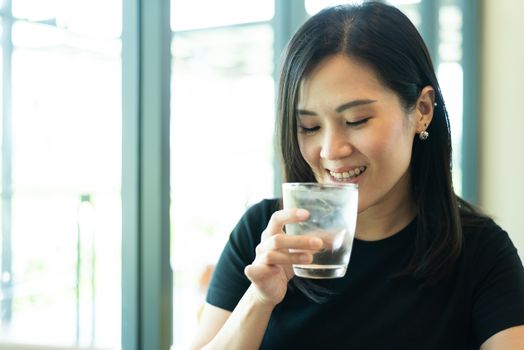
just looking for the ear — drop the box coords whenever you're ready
[414,85,436,133]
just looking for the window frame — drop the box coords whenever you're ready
[122,0,172,349]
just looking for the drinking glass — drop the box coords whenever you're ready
[282,182,358,279]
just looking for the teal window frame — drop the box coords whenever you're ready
[122,0,172,349]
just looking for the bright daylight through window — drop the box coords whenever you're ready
[0,0,121,348]
[170,0,275,349]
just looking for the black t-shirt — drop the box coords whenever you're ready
[206,199,524,349]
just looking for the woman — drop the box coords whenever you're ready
[191,2,524,349]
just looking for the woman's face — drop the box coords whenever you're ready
[297,54,418,215]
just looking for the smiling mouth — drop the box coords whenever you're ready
[328,166,367,181]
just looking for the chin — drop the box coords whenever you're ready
[355,193,373,214]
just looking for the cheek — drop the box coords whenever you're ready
[298,137,323,173]
[298,137,315,164]
[352,128,389,159]
[370,125,414,168]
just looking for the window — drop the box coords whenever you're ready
[170,1,275,348]
[0,1,121,348]
[437,3,464,195]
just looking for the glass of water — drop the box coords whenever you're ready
[282,182,358,279]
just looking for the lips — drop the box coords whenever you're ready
[328,166,367,181]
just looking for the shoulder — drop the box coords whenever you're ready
[227,198,280,255]
[459,215,524,346]
[461,215,517,258]
[458,203,511,246]
[243,198,280,222]
[458,213,524,297]
[206,198,280,311]
[459,212,524,296]
[231,198,280,239]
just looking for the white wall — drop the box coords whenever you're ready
[480,0,524,254]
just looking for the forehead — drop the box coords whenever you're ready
[298,54,387,108]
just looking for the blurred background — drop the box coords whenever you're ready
[0,0,521,349]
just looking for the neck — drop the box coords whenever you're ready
[355,173,416,241]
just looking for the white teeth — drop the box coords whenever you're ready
[329,166,367,180]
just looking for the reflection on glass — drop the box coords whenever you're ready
[171,24,274,349]
[0,9,121,348]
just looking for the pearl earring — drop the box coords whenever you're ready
[419,130,429,140]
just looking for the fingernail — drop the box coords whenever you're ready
[296,209,308,218]
[310,237,323,248]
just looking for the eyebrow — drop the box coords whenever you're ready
[297,99,377,116]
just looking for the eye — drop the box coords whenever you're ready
[298,125,320,134]
[346,117,370,127]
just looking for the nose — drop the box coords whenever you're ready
[319,127,353,160]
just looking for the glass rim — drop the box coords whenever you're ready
[282,182,358,189]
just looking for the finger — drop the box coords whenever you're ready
[258,233,323,252]
[244,264,280,282]
[262,209,309,239]
[254,250,313,266]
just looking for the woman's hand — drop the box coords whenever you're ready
[244,208,323,307]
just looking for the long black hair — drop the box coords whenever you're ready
[276,2,482,297]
